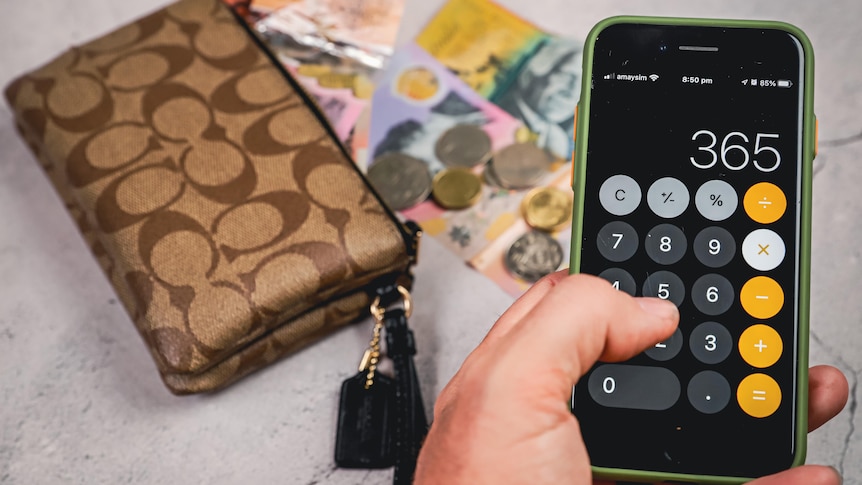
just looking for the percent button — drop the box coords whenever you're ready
[695,180,738,221]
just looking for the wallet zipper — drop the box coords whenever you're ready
[231,8,421,266]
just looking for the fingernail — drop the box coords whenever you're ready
[637,297,679,320]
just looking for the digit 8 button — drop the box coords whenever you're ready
[744,182,787,224]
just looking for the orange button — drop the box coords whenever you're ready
[737,373,781,418]
[740,276,784,319]
[744,182,787,224]
[739,324,783,368]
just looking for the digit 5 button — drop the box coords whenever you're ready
[744,182,787,224]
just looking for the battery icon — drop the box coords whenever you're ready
[777,80,793,88]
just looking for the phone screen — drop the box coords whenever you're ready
[572,23,807,478]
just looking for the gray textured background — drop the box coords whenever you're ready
[1,0,859,483]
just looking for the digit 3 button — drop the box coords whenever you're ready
[737,373,781,418]
[744,182,787,224]
[742,229,785,271]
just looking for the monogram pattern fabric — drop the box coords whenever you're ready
[5,0,410,394]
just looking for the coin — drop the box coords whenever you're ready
[504,231,564,282]
[432,168,482,210]
[521,186,574,232]
[492,142,552,189]
[482,162,505,189]
[367,153,432,211]
[434,124,492,168]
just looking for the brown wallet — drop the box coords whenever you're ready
[5,0,420,394]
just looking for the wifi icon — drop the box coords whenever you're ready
[649,74,660,82]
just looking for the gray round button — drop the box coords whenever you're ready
[599,175,642,216]
[695,180,739,222]
[642,271,685,307]
[693,226,736,268]
[647,177,690,219]
[691,274,734,316]
[645,224,687,265]
[689,321,733,364]
[687,370,731,414]
[597,221,638,262]
[598,268,637,296]
[645,328,683,361]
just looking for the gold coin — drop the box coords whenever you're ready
[514,126,539,144]
[395,67,439,101]
[317,72,357,89]
[432,168,482,210]
[353,74,375,99]
[521,186,573,232]
[296,63,332,78]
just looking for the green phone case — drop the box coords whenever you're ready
[569,16,815,484]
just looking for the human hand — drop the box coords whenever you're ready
[414,270,848,484]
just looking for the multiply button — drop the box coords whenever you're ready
[647,177,690,219]
[600,175,642,216]
[737,373,782,418]
[742,229,786,271]
[588,364,681,411]
[744,182,787,224]
[739,324,783,368]
[741,276,784,319]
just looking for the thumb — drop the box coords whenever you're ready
[494,274,679,400]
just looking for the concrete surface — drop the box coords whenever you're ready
[0,0,859,483]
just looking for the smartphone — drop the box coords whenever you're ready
[569,17,816,483]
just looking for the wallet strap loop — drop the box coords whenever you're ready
[382,306,428,485]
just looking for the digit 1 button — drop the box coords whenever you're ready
[742,229,786,271]
[738,324,783,368]
[737,373,781,418]
[741,276,785,320]
[645,224,687,265]
[744,182,787,224]
[598,268,637,296]
[642,271,685,307]
[597,221,639,262]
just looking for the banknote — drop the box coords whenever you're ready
[416,0,581,160]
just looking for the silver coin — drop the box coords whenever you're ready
[492,143,552,189]
[367,153,432,211]
[435,124,492,168]
[505,231,564,282]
